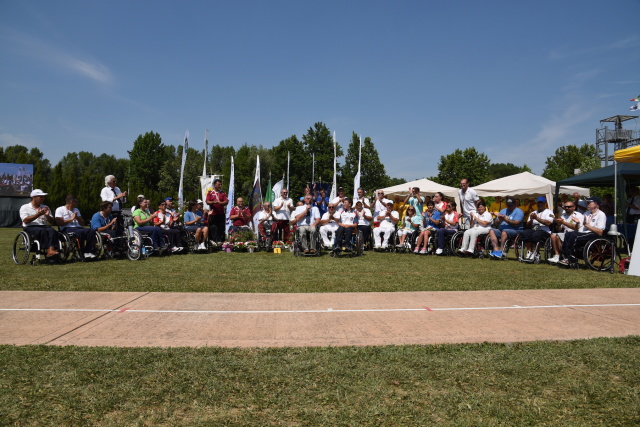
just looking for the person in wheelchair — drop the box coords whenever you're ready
[354,200,373,246]
[293,194,321,254]
[319,204,339,248]
[228,197,252,234]
[373,201,399,250]
[459,200,492,255]
[414,200,441,254]
[132,198,164,251]
[397,206,422,249]
[435,201,459,255]
[184,200,209,250]
[55,194,97,259]
[273,188,295,241]
[488,197,524,259]
[558,196,606,266]
[91,201,118,236]
[520,196,554,261]
[333,197,358,253]
[547,201,583,264]
[19,189,60,259]
[258,202,276,241]
[154,200,183,253]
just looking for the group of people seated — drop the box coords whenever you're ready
[17,174,620,268]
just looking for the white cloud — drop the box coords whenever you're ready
[2,29,113,85]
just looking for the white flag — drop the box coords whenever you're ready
[272,178,284,200]
[225,156,235,233]
[178,130,189,211]
[202,129,208,177]
[330,131,337,200]
[353,134,362,199]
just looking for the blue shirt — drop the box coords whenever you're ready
[424,210,440,229]
[315,196,330,216]
[90,211,113,230]
[498,207,524,231]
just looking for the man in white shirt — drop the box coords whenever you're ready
[520,196,555,261]
[100,174,127,231]
[293,194,321,254]
[331,187,347,212]
[19,189,60,258]
[354,200,373,247]
[319,204,339,248]
[547,201,584,264]
[273,188,295,241]
[372,190,392,225]
[373,201,399,249]
[458,178,479,227]
[559,196,607,266]
[55,194,97,259]
[353,188,371,210]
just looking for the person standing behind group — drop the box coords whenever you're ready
[205,179,229,243]
[55,194,97,259]
[458,178,479,228]
[433,192,448,214]
[404,187,424,216]
[273,188,295,241]
[353,188,371,210]
[100,175,127,230]
[314,186,330,217]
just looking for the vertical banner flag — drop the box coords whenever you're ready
[202,129,209,177]
[330,131,337,200]
[312,152,315,184]
[271,177,284,202]
[353,134,362,199]
[178,130,189,211]
[225,156,235,233]
[249,155,262,230]
[265,173,273,203]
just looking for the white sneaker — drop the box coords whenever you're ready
[171,246,183,253]
[548,255,560,264]
[435,248,443,255]
[84,253,95,259]
[526,250,534,260]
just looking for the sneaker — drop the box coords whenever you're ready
[490,250,503,259]
[435,248,443,255]
[548,255,560,264]
[171,246,183,253]
[526,250,534,260]
[413,248,419,254]
[84,253,96,259]
[558,259,569,266]
[419,248,427,254]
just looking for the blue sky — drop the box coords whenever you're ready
[1,0,639,182]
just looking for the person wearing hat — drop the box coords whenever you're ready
[19,189,60,258]
[163,197,180,227]
[559,196,606,266]
[520,196,555,261]
[373,200,399,250]
[488,196,524,259]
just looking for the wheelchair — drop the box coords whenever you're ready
[561,232,628,273]
[330,228,365,257]
[12,230,64,265]
[96,226,146,261]
[58,228,102,262]
[181,227,210,254]
[372,227,397,252]
[292,227,321,257]
[393,229,419,253]
[257,220,274,251]
[518,233,551,264]
[451,230,488,258]
[484,229,522,261]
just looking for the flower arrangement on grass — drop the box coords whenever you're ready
[271,240,285,249]
[245,241,258,248]
[221,241,234,251]
[233,241,247,252]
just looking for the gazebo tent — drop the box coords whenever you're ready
[472,172,589,205]
[379,178,460,206]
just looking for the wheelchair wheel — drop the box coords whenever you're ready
[517,238,526,262]
[484,233,495,258]
[502,234,521,260]
[183,230,197,254]
[58,232,75,261]
[93,230,105,259]
[450,231,464,256]
[584,238,614,272]
[543,238,553,264]
[12,232,31,265]
[356,230,365,256]
[127,242,142,261]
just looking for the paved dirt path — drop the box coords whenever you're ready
[1,288,639,347]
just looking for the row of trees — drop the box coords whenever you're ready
[0,122,602,216]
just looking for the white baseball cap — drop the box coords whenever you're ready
[30,189,48,197]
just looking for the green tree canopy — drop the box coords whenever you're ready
[341,132,390,197]
[129,131,165,196]
[435,147,490,187]
[542,144,600,182]
[487,162,532,181]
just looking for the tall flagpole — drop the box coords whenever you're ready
[202,129,208,177]
[178,130,189,211]
[312,152,315,184]
[330,131,337,200]
[287,151,290,192]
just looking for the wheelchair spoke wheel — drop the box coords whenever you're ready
[12,232,30,265]
[127,242,142,261]
[450,231,464,256]
[584,238,614,272]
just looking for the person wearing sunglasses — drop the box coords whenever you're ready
[397,206,422,249]
[548,201,583,264]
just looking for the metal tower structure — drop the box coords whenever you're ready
[596,115,640,165]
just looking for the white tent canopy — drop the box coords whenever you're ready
[379,178,460,207]
[472,172,589,204]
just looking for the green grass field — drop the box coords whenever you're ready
[1,227,639,425]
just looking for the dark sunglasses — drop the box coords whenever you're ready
[563,205,574,209]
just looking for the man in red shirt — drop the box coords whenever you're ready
[205,178,229,243]
[229,197,251,234]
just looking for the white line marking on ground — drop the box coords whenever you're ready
[1,303,639,314]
